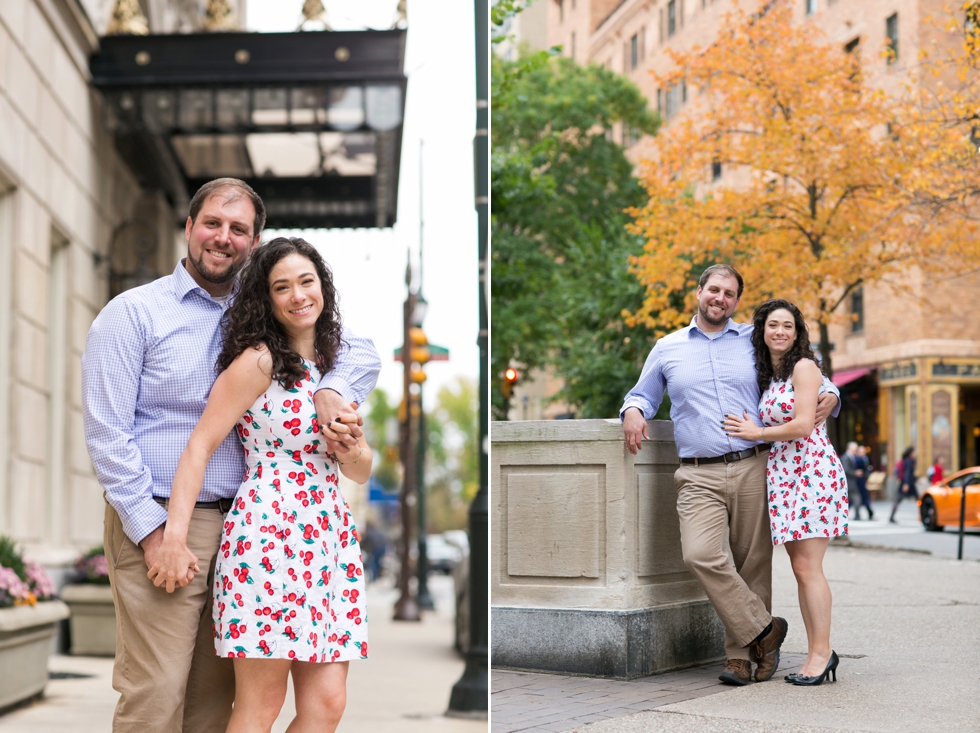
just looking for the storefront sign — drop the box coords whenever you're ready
[880,361,917,383]
[932,362,980,380]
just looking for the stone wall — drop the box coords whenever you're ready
[491,419,725,679]
[0,0,163,564]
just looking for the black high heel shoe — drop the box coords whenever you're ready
[792,651,839,686]
[784,673,802,683]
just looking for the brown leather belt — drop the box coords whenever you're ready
[153,496,235,512]
[679,444,772,466]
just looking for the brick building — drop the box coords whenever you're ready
[531,0,980,474]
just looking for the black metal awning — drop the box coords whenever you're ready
[90,30,406,229]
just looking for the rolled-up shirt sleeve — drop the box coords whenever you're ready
[821,375,842,418]
[315,326,382,407]
[620,342,667,421]
[82,298,167,545]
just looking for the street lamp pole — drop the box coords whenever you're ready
[393,258,421,622]
[448,0,488,713]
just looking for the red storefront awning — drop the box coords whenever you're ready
[831,368,872,387]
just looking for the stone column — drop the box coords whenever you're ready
[491,419,724,679]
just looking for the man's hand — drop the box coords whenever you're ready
[815,392,838,425]
[314,389,363,454]
[140,525,201,593]
[623,408,649,455]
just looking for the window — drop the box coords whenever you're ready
[711,160,722,180]
[657,89,663,115]
[571,32,576,58]
[630,34,638,70]
[886,13,899,64]
[639,26,646,60]
[559,0,564,23]
[851,286,864,333]
[844,37,860,54]
[624,126,640,147]
[659,8,665,43]
[668,0,677,37]
[806,0,817,15]
[665,84,682,118]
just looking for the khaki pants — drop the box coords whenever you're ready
[105,501,235,733]
[675,452,773,661]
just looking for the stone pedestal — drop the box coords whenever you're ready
[491,419,725,679]
[60,584,116,656]
[0,601,71,710]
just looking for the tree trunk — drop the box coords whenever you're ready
[818,319,834,378]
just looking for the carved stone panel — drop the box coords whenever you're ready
[504,470,603,581]
[636,468,687,579]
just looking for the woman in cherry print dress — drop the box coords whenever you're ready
[153,237,371,732]
[723,299,846,687]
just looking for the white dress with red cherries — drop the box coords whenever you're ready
[212,360,368,662]
[761,368,849,546]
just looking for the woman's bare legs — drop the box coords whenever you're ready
[785,537,832,676]
[285,660,349,733]
[227,658,291,733]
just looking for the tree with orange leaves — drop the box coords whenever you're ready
[626,0,980,375]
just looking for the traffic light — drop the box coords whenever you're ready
[409,327,430,384]
[502,367,519,400]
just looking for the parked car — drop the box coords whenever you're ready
[425,534,463,574]
[918,466,980,532]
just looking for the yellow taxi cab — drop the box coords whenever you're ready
[918,466,980,532]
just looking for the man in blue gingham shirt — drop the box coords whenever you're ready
[621,264,839,687]
[82,179,380,732]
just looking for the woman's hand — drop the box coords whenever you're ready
[723,411,764,441]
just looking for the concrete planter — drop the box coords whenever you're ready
[491,419,725,679]
[0,600,70,710]
[60,584,116,656]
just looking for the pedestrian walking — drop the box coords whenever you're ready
[82,179,381,733]
[621,264,841,687]
[841,442,862,519]
[889,447,918,523]
[854,446,874,520]
[724,299,846,686]
[929,456,944,485]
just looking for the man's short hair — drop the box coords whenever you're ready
[698,264,744,299]
[846,441,858,452]
[188,178,266,238]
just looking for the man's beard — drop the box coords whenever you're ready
[189,250,241,284]
[698,302,730,327]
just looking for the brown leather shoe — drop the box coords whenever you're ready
[750,617,787,682]
[718,658,752,686]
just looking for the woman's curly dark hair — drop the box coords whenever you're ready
[217,237,344,386]
[751,299,823,394]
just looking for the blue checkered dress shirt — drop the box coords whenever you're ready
[82,261,381,545]
[620,317,840,459]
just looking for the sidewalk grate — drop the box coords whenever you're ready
[491,653,806,733]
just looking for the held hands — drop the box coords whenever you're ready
[145,527,200,593]
[314,390,363,455]
[723,412,765,441]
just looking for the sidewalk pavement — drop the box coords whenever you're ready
[0,574,487,732]
[492,542,980,733]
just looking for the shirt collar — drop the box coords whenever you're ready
[172,258,240,303]
[688,315,740,338]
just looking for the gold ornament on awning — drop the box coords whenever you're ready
[106,0,149,35]
[300,0,331,30]
[204,0,240,31]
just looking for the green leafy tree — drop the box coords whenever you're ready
[424,377,479,533]
[492,52,661,418]
[363,388,400,492]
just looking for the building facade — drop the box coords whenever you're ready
[538,0,980,476]
[0,0,180,574]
